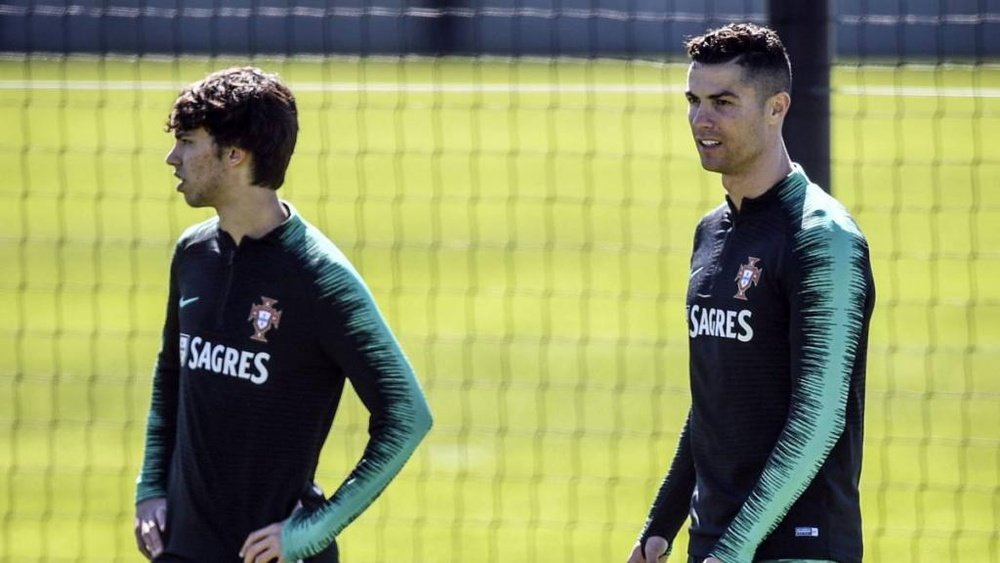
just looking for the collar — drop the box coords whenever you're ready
[217,201,302,247]
[724,163,810,217]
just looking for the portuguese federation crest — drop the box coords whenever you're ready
[734,257,762,301]
[248,296,282,342]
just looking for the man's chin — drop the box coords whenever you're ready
[699,158,726,174]
[181,192,210,208]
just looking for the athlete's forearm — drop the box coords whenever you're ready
[280,371,431,559]
[136,253,182,502]
[281,262,432,559]
[641,412,695,552]
[135,365,179,501]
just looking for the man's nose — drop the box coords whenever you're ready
[165,144,180,166]
[690,106,713,129]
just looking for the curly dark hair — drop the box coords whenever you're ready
[167,66,298,190]
[685,23,792,101]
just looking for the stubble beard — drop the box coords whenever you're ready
[181,161,226,209]
[698,147,733,175]
[183,177,223,208]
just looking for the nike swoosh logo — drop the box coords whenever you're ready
[689,266,704,279]
[179,296,200,308]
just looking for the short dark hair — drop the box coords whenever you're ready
[685,23,792,100]
[167,67,298,190]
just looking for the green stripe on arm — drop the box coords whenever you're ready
[281,261,433,560]
[136,249,182,503]
[135,362,179,502]
[711,204,870,562]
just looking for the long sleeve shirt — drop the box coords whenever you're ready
[136,203,432,561]
[641,165,875,563]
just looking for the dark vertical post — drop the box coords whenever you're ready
[431,0,464,55]
[768,0,832,192]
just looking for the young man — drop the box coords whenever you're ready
[628,24,875,563]
[134,67,432,562]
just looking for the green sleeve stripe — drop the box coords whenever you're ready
[282,387,431,559]
[135,368,174,501]
[280,229,432,559]
[713,186,869,562]
[136,246,182,503]
[280,366,431,558]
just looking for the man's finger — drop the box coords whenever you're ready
[135,497,168,560]
[140,519,165,558]
[134,517,152,560]
[240,523,281,556]
[240,536,262,563]
[154,504,168,532]
[243,536,280,563]
[253,543,280,563]
[243,524,277,547]
[626,543,644,563]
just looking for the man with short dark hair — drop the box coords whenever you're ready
[134,66,432,562]
[628,23,875,563]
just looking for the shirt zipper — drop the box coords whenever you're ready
[707,212,736,296]
[216,244,236,330]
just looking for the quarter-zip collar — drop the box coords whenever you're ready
[217,201,300,247]
[724,163,810,221]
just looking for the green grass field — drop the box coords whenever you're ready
[1,56,998,562]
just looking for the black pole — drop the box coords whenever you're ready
[768,0,832,193]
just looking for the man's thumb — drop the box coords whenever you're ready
[643,536,668,561]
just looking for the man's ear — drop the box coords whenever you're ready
[225,146,248,167]
[768,91,791,124]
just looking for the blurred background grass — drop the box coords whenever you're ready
[1,56,999,561]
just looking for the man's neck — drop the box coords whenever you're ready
[216,186,288,244]
[722,144,793,211]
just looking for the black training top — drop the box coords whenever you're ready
[136,204,432,561]
[640,166,875,563]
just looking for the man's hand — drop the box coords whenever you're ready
[240,522,286,563]
[702,558,722,563]
[626,535,669,562]
[134,497,167,560]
